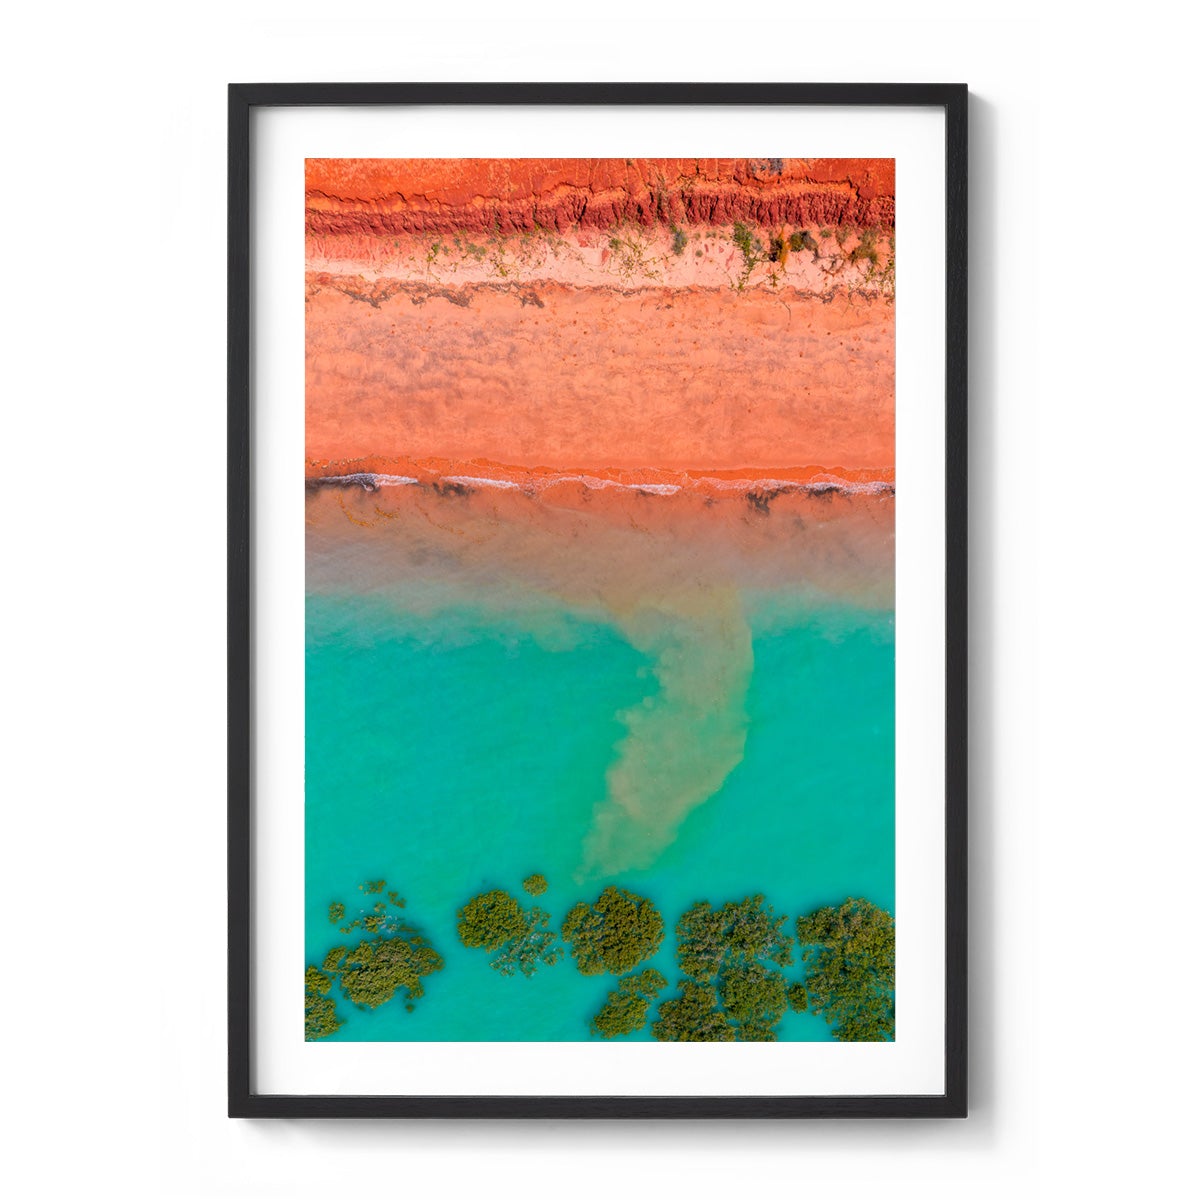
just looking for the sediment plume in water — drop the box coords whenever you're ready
[582,586,754,878]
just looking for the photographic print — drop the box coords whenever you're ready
[302,156,897,1046]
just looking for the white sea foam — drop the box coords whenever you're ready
[314,473,381,488]
[312,470,889,497]
[698,476,892,495]
[445,475,523,490]
[551,474,681,495]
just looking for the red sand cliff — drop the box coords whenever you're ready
[306,157,895,237]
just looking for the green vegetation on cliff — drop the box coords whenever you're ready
[795,898,895,1042]
[562,886,664,976]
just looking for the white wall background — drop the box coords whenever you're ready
[3,2,1192,1196]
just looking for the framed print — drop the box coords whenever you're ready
[228,82,967,1118]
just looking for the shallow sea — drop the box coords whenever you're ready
[305,587,894,1041]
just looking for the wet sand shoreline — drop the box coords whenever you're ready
[306,469,895,612]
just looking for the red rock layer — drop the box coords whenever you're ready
[305,157,895,237]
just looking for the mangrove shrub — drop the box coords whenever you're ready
[331,934,444,1009]
[795,898,895,1042]
[667,896,794,1041]
[457,887,562,977]
[491,905,562,977]
[562,886,664,975]
[676,895,792,982]
[457,889,527,951]
[651,981,734,1042]
[786,982,809,1013]
[306,879,443,1038]
[304,986,343,1041]
[590,968,668,1039]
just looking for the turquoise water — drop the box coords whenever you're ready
[305,589,894,1041]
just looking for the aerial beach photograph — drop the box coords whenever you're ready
[302,157,897,1043]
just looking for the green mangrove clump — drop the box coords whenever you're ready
[654,896,795,1041]
[457,888,561,977]
[652,980,734,1042]
[522,873,548,897]
[795,898,895,1042]
[562,886,665,976]
[676,895,792,982]
[590,968,668,1039]
[457,889,528,951]
[305,879,443,1040]
[786,982,809,1013]
[304,968,343,1041]
[491,907,561,977]
[304,966,330,995]
[328,902,344,924]
[331,936,443,1010]
[719,961,788,1042]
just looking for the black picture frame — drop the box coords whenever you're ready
[228,82,967,1119]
